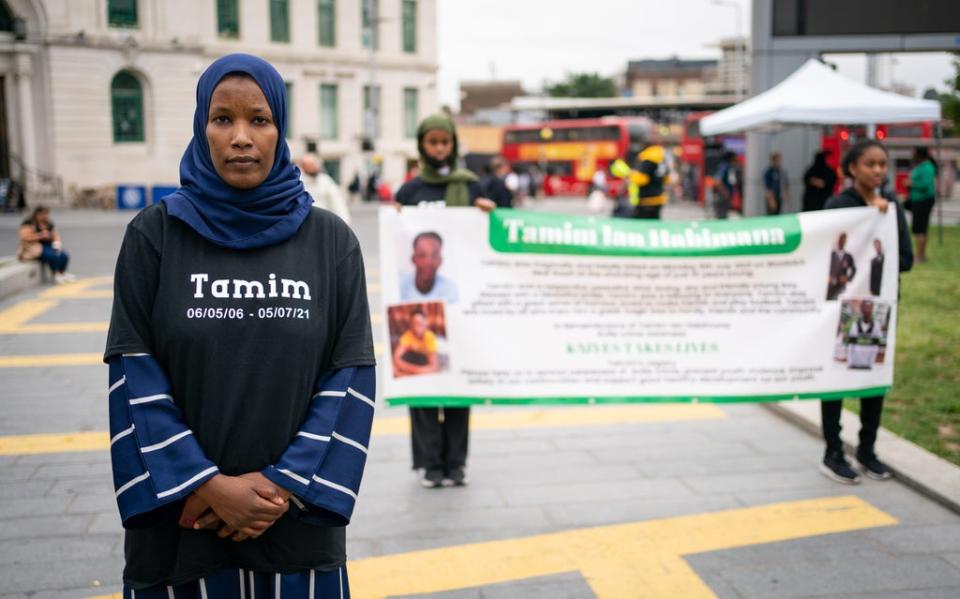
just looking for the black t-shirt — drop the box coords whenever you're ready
[22,218,55,247]
[395,176,482,206]
[105,203,374,586]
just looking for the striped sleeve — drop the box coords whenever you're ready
[262,366,376,526]
[108,354,219,528]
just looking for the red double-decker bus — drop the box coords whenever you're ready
[679,112,745,209]
[500,117,653,197]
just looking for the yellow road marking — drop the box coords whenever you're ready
[0,431,109,456]
[0,353,102,368]
[38,276,113,299]
[85,496,895,599]
[347,496,897,599]
[0,404,723,456]
[0,297,108,334]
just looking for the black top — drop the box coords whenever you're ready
[637,159,665,199]
[105,203,374,585]
[21,217,55,247]
[479,174,513,208]
[825,187,913,273]
[802,164,837,212]
[395,176,482,206]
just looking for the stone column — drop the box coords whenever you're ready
[14,52,36,195]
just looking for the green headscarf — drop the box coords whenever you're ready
[417,113,478,207]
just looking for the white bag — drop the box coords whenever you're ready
[587,189,608,215]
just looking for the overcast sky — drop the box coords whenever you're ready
[436,0,956,108]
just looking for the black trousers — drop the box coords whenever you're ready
[410,407,470,471]
[821,395,884,456]
[634,205,663,220]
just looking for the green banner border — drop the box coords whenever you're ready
[386,387,891,407]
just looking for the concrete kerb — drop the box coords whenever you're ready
[765,400,960,516]
[0,257,44,302]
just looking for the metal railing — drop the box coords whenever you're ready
[8,153,64,206]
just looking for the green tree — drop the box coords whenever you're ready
[546,73,618,98]
[939,52,960,136]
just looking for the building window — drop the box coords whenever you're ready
[108,0,138,28]
[111,71,145,143]
[361,0,378,50]
[270,0,290,42]
[363,84,380,140]
[402,0,416,53]
[320,84,338,140]
[217,0,240,38]
[0,2,15,32]
[323,159,341,184]
[284,81,293,138]
[403,88,418,139]
[318,0,335,47]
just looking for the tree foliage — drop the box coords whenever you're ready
[546,73,618,98]
[939,52,960,137]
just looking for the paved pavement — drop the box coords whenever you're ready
[0,200,959,598]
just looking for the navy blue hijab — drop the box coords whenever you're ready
[162,54,311,250]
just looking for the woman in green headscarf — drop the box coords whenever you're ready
[395,113,494,489]
[396,113,496,209]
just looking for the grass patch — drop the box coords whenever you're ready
[877,225,960,465]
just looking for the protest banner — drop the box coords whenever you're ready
[379,206,899,406]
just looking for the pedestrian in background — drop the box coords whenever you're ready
[802,151,837,212]
[763,151,790,215]
[300,152,352,225]
[104,53,375,596]
[395,112,496,489]
[819,139,912,485]
[479,157,514,208]
[17,205,74,283]
[713,151,738,219]
[906,146,937,262]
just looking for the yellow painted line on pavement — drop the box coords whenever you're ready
[347,496,897,599]
[0,299,60,330]
[0,404,724,456]
[0,353,102,368]
[86,496,895,599]
[0,431,109,456]
[1,299,109,334]
[38,276,113,299]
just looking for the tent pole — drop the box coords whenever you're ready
[935,122,943,246]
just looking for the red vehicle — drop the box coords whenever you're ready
[500,117,653,197]
[678,112,745,210]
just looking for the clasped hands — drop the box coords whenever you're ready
[178,472,291,542]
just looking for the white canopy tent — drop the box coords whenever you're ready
[700,59,944,240]
[700,59,941,135]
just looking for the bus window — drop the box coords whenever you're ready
[545,162,573,176]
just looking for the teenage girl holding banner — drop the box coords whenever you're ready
[820,139,913,485]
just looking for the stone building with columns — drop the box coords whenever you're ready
[0,0,437,205]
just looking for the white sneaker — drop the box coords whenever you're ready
[53,273,65,285]
[60,273,77,282]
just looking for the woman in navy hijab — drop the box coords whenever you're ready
[105,53,375,597]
